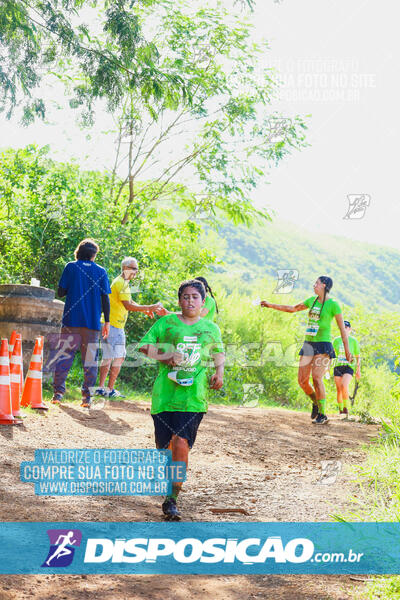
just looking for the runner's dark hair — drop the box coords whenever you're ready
[195,276,219,313]
[74,238,99,260]
[309,276,333,316]
[178,279,206,301]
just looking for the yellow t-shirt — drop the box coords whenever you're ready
[109,275,132,329]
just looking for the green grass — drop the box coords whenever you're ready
[354,576,400,599]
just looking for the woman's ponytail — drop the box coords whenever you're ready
[195,276,219,313]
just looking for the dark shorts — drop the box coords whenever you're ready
[334,365,354,377]
[152,411,205,449]
[299,341,336,359]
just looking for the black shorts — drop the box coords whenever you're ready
[334,365,354,377]
[152,411,205,449]
[299,341,336,359]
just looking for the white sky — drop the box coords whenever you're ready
[1,0,398,250]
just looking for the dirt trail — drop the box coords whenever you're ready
[0,400,378,599]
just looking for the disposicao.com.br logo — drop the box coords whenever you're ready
[83,536,363,566]
[1,522,391,574]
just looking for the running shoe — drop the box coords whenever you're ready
[108,389,125,399]
[314,414,328,425]
[94,387,108,397]
[162,497,181,521]
[342,407,348,416]
[311,403,319,420]
[80,399,92,408]
[51,393,63,405]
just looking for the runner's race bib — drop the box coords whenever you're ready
[305,323,319,337]
[168,371,194,387]
[306,308,320,337]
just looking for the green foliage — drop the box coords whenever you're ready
[213,219,400,312]
[355,577,400,600]
[207,282,306,408]
[0,143,216,291]
[0,0,188,123]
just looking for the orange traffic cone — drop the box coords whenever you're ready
[9,330,17,358]
[21,338,48,410]
[0,339,18,425]
[10,337,23,419]
[15,333,24,390]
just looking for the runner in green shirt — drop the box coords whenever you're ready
[261,276,351,425]
[332,320,361,417]
[138,279,224,520]
[195,276,218,321]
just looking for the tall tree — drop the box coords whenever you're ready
[98,2,308,226]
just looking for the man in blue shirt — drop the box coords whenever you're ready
[51,238,111,408]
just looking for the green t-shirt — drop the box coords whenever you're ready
[333,335,360,368]
[137,314,224,414]
[303,296,342,342]
[203,295,217,321]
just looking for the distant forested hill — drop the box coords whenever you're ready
[212,220,399,311]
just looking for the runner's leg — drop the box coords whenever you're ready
[169,434,189,500]
[53,328,80,398]
[311,353,330,416]
[107,357,124,390]
[298,354,318,416]
[341,373,353,414]
[98,359,112,388]
[80,328,100,400]
[334,375,344,412]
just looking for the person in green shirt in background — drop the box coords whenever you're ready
[332,320,361,417]
[195,276,218,321]
[138,279,224,521]
[261,276,351,425]
[96,257,166,398]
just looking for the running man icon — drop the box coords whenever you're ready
[46,531,76,565]
[42,529,82,568]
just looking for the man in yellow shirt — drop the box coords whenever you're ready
[96,257,166,398]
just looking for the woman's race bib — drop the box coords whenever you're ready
[306,307,320,337]
[305,323,319,337]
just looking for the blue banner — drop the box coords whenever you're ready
[0,522,400,574]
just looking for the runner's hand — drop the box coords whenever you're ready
[260,301,270,308]
[345,350,353,363]
[356,370,361,381]
[153,302,168,316]
[166,351,185,367]
[144,310,154,318]
[210,373,223,390]
[102,322,110,339]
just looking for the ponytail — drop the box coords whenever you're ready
[195,276,219,313]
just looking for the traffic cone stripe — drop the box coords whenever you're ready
[26,370,42,380]
[20,338,47,410]
[0,375,10,385]
[0,357,9,366]
[10,356,22,365]
[10,374,20,384]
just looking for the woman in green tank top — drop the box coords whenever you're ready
[261,276,351,425]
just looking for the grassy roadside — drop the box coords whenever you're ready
[334,421,400,599]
